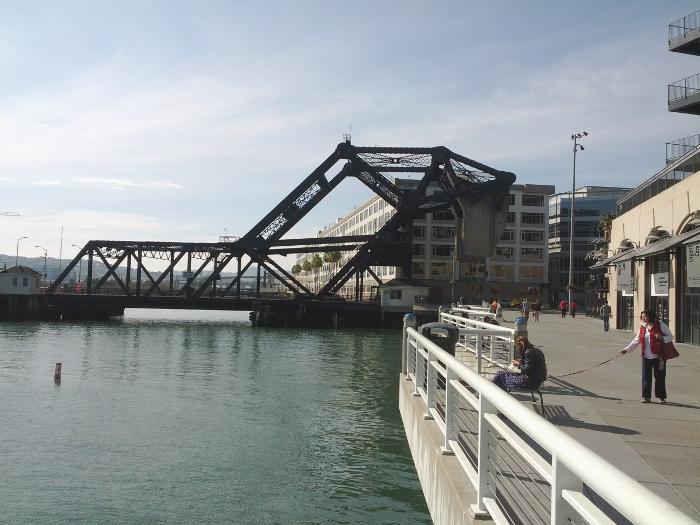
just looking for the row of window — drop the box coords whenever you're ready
[413,226,456,239]
[507,212,545,225]
[500,230,545,242]
[492,247,544,261]
[508,194,546,207]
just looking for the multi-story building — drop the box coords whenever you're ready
[548,186,631,308]
[295,181,554,304]
[598,10,700,345]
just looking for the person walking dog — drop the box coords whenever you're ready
[618,309,674,403]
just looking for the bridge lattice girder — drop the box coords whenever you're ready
[48,142,515,299]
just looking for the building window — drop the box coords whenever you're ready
[520,265,544,280]
[12,277,18,286]
[412,261,425,276]
[413,225,426,239]
[508,193,516,206]
[413,244,426,256]
[494,247,514,259]
[521,230,544,242]
[489,264,514,279]
[431,245,454,257]
[521,212,544,225]
[522,194,544,207]
[463,263,485,277]
[432,226,455,239]
[389,289,402,300]
[432,209,454,221]
[500,230,515,241]
[23,277,29,287]
[521,248,544,261]
[431,262,451,276]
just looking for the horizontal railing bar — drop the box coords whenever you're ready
[562,490,617,525]
[484,413,553,484]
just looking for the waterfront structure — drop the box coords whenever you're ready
[298,182,554,303]
[595,10,700,344]
[0,266,42,295]
[547,186,630,308]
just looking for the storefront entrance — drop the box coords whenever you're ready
[618,292,634,331]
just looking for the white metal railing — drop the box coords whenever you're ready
[440,311,515,372]
[402,325,698,525]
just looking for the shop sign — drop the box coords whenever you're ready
[687,242,700,288]
[651,272,669,297]
[616,261,633,293]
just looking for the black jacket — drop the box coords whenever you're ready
[520,346,547,387]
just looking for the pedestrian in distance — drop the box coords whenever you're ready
[531,300,541,322]
[570,300,577,318]
[559,299,568,318]
[492,336,547,391]
[617,309,673,403]
[599,301,612,332]
[521,298,530,320]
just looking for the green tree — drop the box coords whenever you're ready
[311,254,323,269]
[323,251,342,264]
[302,259,312,272]
[291,264,302,274]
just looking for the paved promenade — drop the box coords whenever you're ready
[489,310,700,520]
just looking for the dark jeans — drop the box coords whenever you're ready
[603,316,610,331]
[561,308,566,318]
[642,357,667,400]
[571,309,576,318]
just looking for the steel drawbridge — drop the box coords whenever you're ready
[48,141,515,301]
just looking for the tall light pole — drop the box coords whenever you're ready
[35,245,47,284]
[72,244,83,283]
[15,236,27,266]
[568,131,588,315]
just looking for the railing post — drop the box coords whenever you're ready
[402,313,416,376]
[414,339,424,397]
[551,454,581,525]
[470,392,496,519]
[426,346,437,419]
[476,334,483,375]
[443,365,457,454]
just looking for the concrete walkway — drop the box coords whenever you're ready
[484,310,700,520]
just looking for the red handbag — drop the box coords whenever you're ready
[660,341,680,361]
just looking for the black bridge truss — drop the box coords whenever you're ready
[49,141,515,300]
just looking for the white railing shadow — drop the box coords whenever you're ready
[402,324,697,525]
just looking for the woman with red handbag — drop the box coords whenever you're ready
[618,309,674,404]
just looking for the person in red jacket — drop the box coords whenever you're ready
[570,300,578,318]
[618,309,673,403]
[559,299,568,318]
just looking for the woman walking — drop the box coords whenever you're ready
[492,336,547,391]
[618,309,673,403]
[559,299,568,318]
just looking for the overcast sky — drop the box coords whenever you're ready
[1,1,699,266]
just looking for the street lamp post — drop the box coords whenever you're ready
[568,131,588,315]
[35,245,47,285]
[15,236,27,266]
[72,244,83,283]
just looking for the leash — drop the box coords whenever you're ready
[552,353,623,378]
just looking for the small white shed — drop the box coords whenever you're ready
[380,279,430,312]
[0,266,42,295]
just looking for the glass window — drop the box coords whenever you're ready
[23,277,29,287]
[12,277,18,286]
[494,247,514,259]
[430,262,451,276]
[522,194,544,207]
[521,230,544,242]
[413,244,426,256]
[508,193,516,206]
[520,266,544,280]
[432,226,455,239]
[507,212,516,224]
[432,209,454,221]
[463,262,485,277]
[489,264,513,279]
[413,225,426,238]
[412,261,425,276]
[521,248,544,261]
[389,289,402,299]
[500,230,515,241]
[431,245,454,257]
[521,212,544,225]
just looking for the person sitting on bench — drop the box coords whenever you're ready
[492,336,547,391]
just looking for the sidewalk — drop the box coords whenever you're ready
[490,311,700,519]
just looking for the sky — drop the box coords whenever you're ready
[1,0,700,269]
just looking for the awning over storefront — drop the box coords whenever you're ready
[608,228,700,265]
[589,249,636,270]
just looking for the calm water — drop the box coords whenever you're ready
[0,309,430,524]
